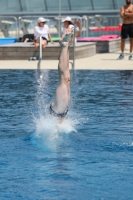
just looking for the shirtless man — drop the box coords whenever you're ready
[118,0,133,60]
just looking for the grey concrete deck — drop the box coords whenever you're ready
[0,42,96,60]
[0,43,132,70]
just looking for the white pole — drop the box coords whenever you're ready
[72,26,76,70]
[58,0,61,37]
[37,36,42,69]
[69,25,76,71]
[39,36,42,61]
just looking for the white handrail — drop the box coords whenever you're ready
[72,26,76,70]
[69,25,76,71]
[37,36,42,69]
[0,16,18,38]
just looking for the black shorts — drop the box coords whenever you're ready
[42,37,48,44]
[121,24,133,39]
[50,104,68,118]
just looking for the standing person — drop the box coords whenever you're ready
[34,17,54,49]
[118,0,133,60]
[50,17,75,120]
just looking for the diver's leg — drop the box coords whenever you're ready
[58,47,69,72]
[52,47,70,114]
[52,81,70,114]
[67,49,70,102]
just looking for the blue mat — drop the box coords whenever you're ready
[0,38,17,45]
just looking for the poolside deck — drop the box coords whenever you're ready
[0,42,96,60]
[0,43,132,70]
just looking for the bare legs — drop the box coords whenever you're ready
[118,38,133,60]
[34,38,47,49]
[130,38,133,53]
[121,38,133,53]
[52,46,70,114]
[121,38,125,53]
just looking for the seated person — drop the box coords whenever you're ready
[61,16,82,43]
[34,17,54,48]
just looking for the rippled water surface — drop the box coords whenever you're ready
[0,70,133,200]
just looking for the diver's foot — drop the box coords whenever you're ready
[59,40,68,47]
[58,118,65,124]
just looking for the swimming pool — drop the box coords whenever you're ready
[0,70,133,200]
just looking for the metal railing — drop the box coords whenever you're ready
[37,36,42,69]
[69,25,76,70]
[87,15,122,37]
[0,15,122,39]
[0,16,18,38]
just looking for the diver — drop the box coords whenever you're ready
[50,16,75,120]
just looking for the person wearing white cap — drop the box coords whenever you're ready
[33,17,54,49]
[50,16,75,121]
[62,16,81,42]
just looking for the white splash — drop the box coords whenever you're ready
[131,142,133,146]
[32,70,81,150]
[32,114,78,149]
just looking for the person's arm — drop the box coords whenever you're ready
[124,12,133,17]
[48,34,54,44]
[33,27,37,44]
[120,6,128,18]
[125,5,133,17]
[74,21,82,38]
[61,27,65,39]
[47,25,54,44]
[61,34,65,39]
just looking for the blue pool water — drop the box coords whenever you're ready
[0,70,133,200]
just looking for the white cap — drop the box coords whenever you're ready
[38,17,46,23]
[62,16,73,23]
